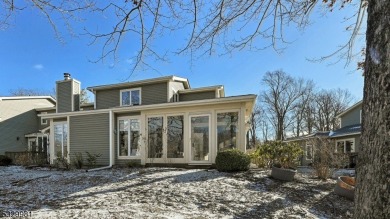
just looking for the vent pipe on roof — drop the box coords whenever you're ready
[64,73,71,80]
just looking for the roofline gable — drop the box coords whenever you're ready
[336,100,363,118]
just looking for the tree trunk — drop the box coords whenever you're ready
[354,0,390,217]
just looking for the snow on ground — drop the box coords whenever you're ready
[0,166,354,218]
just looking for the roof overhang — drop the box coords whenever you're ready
[87,75,190,92]
[40,94,257,119]
[0,96,56,104]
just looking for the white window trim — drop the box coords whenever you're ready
[117,116,141,159]
[335,138,355,153]
[146,115,166,161]
[166,114,185,159]
[120,88,142,106]
[41,112,48,125]
[53,121,68,158]
[189,114,212,164]
[215,110,240,152]
[305,144,313,160]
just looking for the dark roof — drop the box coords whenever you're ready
[330,124,361,137]
[284,131,330,142]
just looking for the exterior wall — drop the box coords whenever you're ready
[69,113,110,166]
[80,105,94,111]
[179,91,216,102]
[340,105,362,127]
[95,82,168,109]
[57,81,72,113]
[38,109,56,130]
[0,99,55,154]
[56,79,80,113]
[168,81,185,102]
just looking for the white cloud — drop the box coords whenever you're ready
[33,64,44,70]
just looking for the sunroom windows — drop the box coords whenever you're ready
[147,115,185,159]
[118,118,141,157]
[217,112,239,151]
[121,88,141,106]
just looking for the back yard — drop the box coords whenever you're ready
[0,166,354,218]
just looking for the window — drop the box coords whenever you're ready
[306,145,313,160]
[148,117,163,158]
[217,112,239,151]
[335,139,355,153]
[41,112,48,125]
[54,122,68,157]
[172,89,179,102]
[118,118,140,157]
[121,88,141,106]
[167,115,184,158]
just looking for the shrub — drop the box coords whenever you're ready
[250,141,302,169]
[54,152,70,170]
[71,152,84,169]
[0,155,12,166]
[85,151,102,167]
[216,149,251,172]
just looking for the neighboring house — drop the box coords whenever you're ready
[0,96,56,155]
[285,100,362,166]
[40,73,256,166]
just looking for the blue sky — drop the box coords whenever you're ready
[0,3,365,102]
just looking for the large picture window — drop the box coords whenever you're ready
[217,112,239,151]
[148,117,163,158]
[167,115,184,158]
[118,118,140,157]
[54,122,68,157]
[335,139,355,153]
[121,88,141,106]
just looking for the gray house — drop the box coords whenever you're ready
[41,73,256,166]
[0,96,56,155]
[286,100,362,166]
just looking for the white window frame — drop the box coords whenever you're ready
[305,144,313,160]
[41,112,48,125]
[172,89,179,102]
[120,88,142,106]
[335,138,355,153]
[117,116,141,159]
[53,121,68,158]
[189,114,212,164]
[215,110,240,152]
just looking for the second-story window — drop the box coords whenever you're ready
[121,88,141,106]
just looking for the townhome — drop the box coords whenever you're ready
[0,96,56,155]
[40,73,256,167]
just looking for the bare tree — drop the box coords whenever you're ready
[2,0,389,217]
[247,105,261,148]
[313,88,354,131]
[261,70,311,140]
[9,88,54,97]
[291,79,315,137]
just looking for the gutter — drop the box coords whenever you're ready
[86,110,114,172]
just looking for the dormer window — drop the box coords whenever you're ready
[121,88,141,106]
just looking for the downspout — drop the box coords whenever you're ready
[86,110,113,172]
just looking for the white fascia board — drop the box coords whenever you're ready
[330,132,361,138]
[0,96,56,103]
[39,94,257,119]
[178,85,224,94]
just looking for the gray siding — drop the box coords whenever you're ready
[340,105,362,127]
[95,82,168,109]
[179,91,216,102]
[57,81,72,113]
[38,109,56,130]
[0,99,55,154]
[142,82,168,105]
[96,89,120,109]
[69,113,110,166]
